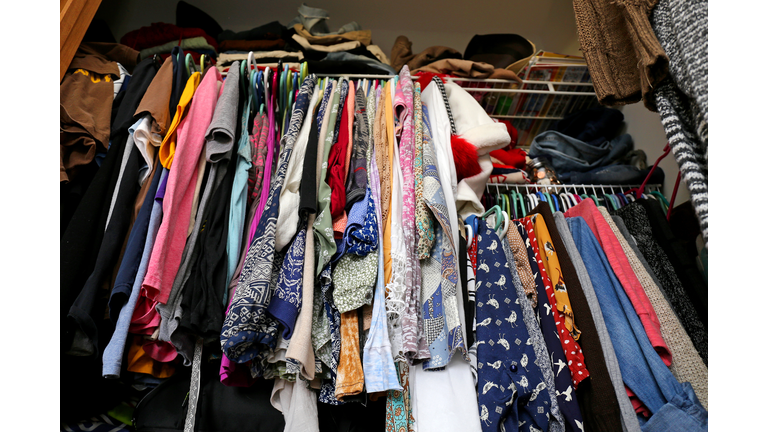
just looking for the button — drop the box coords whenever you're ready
[510,364,517,372]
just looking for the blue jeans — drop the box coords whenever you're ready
[567,217,707,431]
[529,131,633,174]
[560,164,665,185]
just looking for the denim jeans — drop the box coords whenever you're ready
[529,130,633,174]
[567,216,707,432]
[559,164,665,185]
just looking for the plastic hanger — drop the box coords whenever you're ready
[536,192,554,214]
[239,60,248,97]
[522,193,531,215]
[628,142,670,199]
[466,214,480,249]
[508,190,519,219]
[599,193,611,210]
[608,194,619,211]
[286,69,295,119]
[506,192,516,220]
[465,223,475,249]
[613,193,623,209]
[247,51,256,78]
[256,70,265,114]
[200,54,206,73]
[616,193,628,207]
[559,193,571,211]
[545,193,555,214]
[665,171,682,221]
[550,193,560,212]
[185,53,194,75]
[481,205,504,231]
[607,194,619,210]
[300,62,308,83]
[650,191,670,211]
[497,210,510,237]
[528,193,538,213]
[292,70,299,100]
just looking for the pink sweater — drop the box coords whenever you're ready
[564,199,672,366]
[142,69,222,304]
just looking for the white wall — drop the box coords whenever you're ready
[94,0,684,203]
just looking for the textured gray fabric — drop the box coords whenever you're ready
[650,0,707,148]
[500,237,565,432]
[611,215,675,310]
[554,213,642,432]
[650,0,708,246]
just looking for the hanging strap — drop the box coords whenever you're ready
[431,77,456,135]
[183,338,204,432]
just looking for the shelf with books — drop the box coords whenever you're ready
[448,51,599,148]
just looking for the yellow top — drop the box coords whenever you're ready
[383,81,394,291]
[531,214,581,339]
[158,71,201,169]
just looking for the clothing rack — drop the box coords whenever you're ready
[485,183,663,195]
[312,74,598,146]
[220,62,599,146]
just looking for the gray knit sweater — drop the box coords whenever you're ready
[650,0,709,246]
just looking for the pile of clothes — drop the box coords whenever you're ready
[528,106,663,185]
[213,4,395,75]
[390,33,534,82]
[120,0,223,64]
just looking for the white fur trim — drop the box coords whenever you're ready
[457,122,510,155]
[444,82,510,154]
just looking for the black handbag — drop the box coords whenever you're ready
[133,362,284,432]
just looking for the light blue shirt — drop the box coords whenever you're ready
[225,96,253,302]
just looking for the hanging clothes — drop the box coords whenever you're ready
[61,57,711,432]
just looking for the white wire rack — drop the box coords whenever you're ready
[484,183,662,196]
[313,74,598,147]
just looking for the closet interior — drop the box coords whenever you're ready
[60,1,709,431]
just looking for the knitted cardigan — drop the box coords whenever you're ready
[571,0,668,107]
[650,0,709,246]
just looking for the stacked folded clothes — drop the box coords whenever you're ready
[212,4,394,75]
[120,22,218,62]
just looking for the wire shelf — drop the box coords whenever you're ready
[485,183,662,195]
[312,74,599,148]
